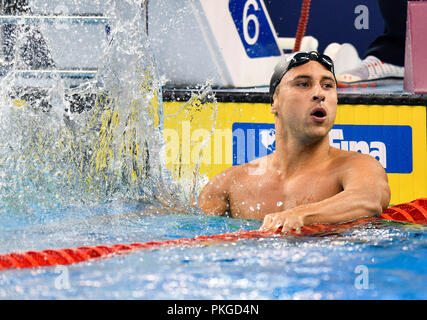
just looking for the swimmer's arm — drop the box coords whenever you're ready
[262,155,391,232]
[198,173,230,216]
[303,156,390,224]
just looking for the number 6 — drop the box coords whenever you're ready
[243,0,260,45]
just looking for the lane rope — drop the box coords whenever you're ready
[0,199,426,271]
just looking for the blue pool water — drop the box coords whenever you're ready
[0,202,426,300]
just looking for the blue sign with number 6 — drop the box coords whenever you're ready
[229,0,281,58]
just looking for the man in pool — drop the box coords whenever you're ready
[198,51,391,233]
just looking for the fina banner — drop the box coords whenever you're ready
[232,123,413,174]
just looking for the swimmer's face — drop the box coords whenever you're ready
[271,61,338,141]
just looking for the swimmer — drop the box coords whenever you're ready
[198,51,390,233]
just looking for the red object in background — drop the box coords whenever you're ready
[404,1,427,94]
[293,0,311,52]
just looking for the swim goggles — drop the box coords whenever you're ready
[269,51,336,99]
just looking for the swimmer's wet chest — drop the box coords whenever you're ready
[227,169,342,219]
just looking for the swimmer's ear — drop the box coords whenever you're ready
[271,96,278,115]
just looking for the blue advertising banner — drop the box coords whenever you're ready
[232,123,413,173]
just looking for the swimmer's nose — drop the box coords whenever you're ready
[312,94,325,102]
[312,84,325,102]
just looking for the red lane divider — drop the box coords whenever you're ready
[0,199,426,272]
[381,198,427,224]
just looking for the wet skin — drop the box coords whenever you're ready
[198,61,390,233]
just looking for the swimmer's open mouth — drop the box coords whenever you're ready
[310,107,327,120]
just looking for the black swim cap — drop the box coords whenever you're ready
[269,51,336,102]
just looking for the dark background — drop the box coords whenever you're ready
[263,0,385,57]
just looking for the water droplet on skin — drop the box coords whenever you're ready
[256,203,261,210]
[277,201,283,206]
[249,206,254,211]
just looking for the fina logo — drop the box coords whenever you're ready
[329,128,387,168]
[232,123,413,174]
[260,128,387,169]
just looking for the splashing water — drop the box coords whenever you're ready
[0,0,213,216]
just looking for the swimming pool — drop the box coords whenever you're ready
[0,201,425,300]
[0,0,425,301]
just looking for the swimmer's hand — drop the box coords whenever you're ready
[260,210,304,234]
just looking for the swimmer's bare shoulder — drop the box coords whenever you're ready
[328,147,391,212]
[198,165,233,216]
[198,158,263,216]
